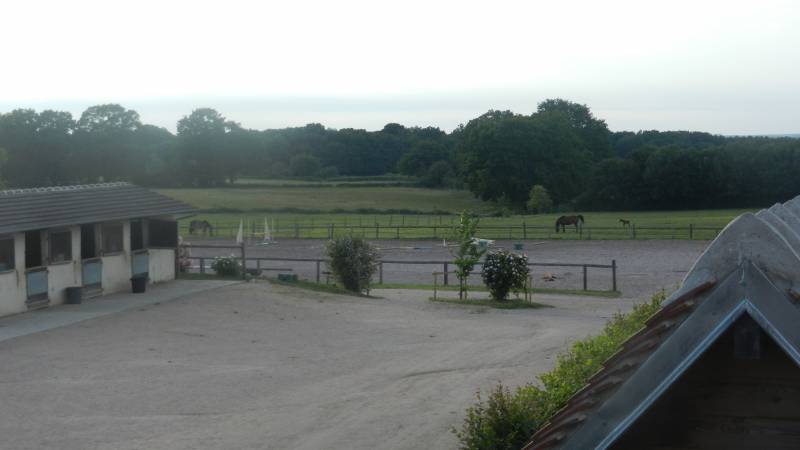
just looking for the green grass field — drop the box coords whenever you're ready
[157,186,492,214]
[158,185,752,240]
[232,175,420,187]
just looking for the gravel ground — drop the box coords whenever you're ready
[187,239,710,300]
[0,281,642,450]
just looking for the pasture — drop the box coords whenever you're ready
[159,185,751,240]
[157,186,492,214]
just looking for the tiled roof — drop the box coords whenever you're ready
[0,183,195,234]
[523,194,800,450]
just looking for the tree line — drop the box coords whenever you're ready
[0,100,798,211]
[0,105,456,189]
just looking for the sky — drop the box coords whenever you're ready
[1,0,798,134]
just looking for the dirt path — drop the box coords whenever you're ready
[0,281,634,450]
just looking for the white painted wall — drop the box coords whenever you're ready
[148,249,175,283]
[101,221,132,294]
[0,233,27,316]
[45,226,81,306]
[0,218,179,318]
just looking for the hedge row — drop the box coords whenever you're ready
[454,291,666,449]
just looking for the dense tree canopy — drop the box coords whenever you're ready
[456,108,593,206]
[1,99,799,211]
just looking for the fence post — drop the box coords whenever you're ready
[200,257,205,274]
[330,224,335,239]
[612,259,617,292]
[582,265,588,291]
[294,224,300,239]
[444,262,449,286]
[379,262,384,284]
[316,260,321,283]
[433,226,437,239]
[523,222,527,240]
[375,224,379,239]
[240,243,246,280]
[396,226,400,239]
[632,224,636,240]
[689,224,694,240]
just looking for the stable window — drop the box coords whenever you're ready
[25,230,42,268]
[48,230,72,263]
[149,220,178,248]
[81,224,97,259]
[131,220,145,251]
[0,237,14,271]
[102,223,124,254]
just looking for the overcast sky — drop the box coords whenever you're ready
[1,0,798,134]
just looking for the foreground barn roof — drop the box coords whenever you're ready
[0,183,195,234]
[524,195,800,450]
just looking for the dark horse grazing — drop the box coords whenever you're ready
[555,215,584,233]
[189,220,214,236]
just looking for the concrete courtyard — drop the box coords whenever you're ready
[0,280,642,450]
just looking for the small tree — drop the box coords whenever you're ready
[451,211,486,300]
[482,251,530,301]
[526,185,553,214]
[326,236,380,293]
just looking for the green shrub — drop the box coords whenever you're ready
[526,185,553,214]
[326,236,380,293]
[481,251,529,300]
[457,384,541,450]
[454,291,666,450]
[211,255,241,277]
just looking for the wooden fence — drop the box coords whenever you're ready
[182,222,721,241]
[179,244,617,292]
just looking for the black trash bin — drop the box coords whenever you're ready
[131,273,148,293]
[65,287,82,304]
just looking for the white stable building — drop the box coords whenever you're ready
[0,183,195,316]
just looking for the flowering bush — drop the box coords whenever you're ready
[481,251,530,301]
[211,255,241,277]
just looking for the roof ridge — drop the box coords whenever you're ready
[0,182,133,197]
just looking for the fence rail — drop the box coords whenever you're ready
[181,245,617,292]
[181,221,721,241]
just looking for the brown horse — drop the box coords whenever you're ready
[189,220,214,236]
[555,215,584,233]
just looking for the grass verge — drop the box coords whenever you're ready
[178,273,243,281]
[375,283,621,298]
[267,278,378,298]
[429,297,549,309]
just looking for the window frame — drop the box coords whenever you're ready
[0,235,15,273]
[101,222,125,255]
